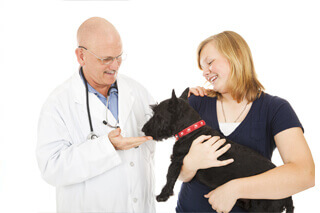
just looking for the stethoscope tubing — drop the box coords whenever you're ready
[80,67,118,140]
[82,69,94,133]
[81,67,98,140]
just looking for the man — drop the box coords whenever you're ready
[37,17,156,212]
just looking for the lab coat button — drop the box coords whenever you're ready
[130,162,134,167]
[133,198,138,203]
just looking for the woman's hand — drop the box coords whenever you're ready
[183,135,234,172]
[204,180,240,213]
[188,86,208,97]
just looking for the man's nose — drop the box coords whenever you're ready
[109,59,120,70]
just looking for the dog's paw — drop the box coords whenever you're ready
[156,194,170,202]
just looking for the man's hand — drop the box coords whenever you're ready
[108,128,153,150]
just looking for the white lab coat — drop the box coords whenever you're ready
[37,71,156,213]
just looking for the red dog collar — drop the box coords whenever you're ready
[174,120,206,141]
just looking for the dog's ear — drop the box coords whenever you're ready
[169,89,184,123]
[169,89,178,111]
[171,89,178,102]
[179,87,189,101]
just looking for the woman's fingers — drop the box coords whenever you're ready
[196,86,205,96]
[217,158,234,167]
[211,138,227,150]
[188,86,208,97]
[204,189,214,198]
[215,143,231,157]
[196,86,208,96]
[213,141,234,167]
[190,135,234,169]
[207,136,221,146]
[193,135,212,145]
[188,88,199,97]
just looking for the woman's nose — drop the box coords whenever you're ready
[202,68,210,77]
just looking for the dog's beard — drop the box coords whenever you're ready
[142,120,173,141]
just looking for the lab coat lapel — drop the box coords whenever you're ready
[72,72,107,126]
[88,92,107,123]
[72,71,86,106]
[117,75,135,128]
[72,72,134,129]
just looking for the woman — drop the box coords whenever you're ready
[177,31,315,213]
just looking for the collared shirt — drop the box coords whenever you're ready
[79,71,118,120]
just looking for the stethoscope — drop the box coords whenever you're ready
[80,67,119,140]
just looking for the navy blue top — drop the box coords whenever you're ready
[176,92,303,212]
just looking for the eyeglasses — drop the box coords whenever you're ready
[78,46,126,65]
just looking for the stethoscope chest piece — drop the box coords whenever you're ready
[87,131,98,140]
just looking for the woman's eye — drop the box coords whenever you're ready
[208,60,214,65]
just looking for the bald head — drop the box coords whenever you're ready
[77,17,122,53]
[75,17,123,94]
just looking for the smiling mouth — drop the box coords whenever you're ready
[104,70,116,75]
[208,75,218,83]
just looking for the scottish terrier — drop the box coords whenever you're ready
[142,88,294,213]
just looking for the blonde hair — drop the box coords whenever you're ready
[197,31,264,103]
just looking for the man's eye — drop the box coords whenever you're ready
[103,58,113,63]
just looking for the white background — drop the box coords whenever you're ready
[0,0,319,212]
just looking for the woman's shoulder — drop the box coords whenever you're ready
[257,92,290,108]
[188,95,216,112]
[256,92,299,125]
[189,94,217,102]
[259,93,303,135]
[188,94,217,103]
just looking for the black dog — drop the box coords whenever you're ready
[142,89,294,213]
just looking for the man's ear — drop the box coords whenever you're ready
[179,87,189,101]
[75,48,85,66]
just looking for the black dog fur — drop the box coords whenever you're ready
[142,88,294,213]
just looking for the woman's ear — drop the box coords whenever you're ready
[75,48,85,66]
